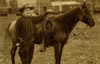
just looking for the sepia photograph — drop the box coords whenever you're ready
[0,0,99,64]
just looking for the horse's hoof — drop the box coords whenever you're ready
[40,49,46,52]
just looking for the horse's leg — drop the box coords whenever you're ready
[10,42,17,64]
[19,44,34,64]
[40,31,46,52]
[40,36,46,52]
[54,42,64,64]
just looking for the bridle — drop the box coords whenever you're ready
[80,7,92,26]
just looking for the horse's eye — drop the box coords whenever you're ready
[84,8,89,13]
[83,8,86,11]
[83,9,89,14]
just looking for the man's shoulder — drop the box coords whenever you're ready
[17,16,26,22]
[15,17,23,24]
[17,16,24,20]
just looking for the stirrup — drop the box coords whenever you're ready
[40,43,46,52]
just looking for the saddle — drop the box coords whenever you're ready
[40,14,56,52]
[43,14,55,36]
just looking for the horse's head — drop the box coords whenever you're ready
[79,2,95,27]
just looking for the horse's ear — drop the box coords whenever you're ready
[81,2,86,9]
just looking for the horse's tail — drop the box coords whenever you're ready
[5,20,17,41]
[4,23,11,40]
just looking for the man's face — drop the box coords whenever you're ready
[23,8,32,17]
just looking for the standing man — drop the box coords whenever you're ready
[15,4,35,64]
[15,4,50,64]
[15,4,49,43]
[16,4,35,43]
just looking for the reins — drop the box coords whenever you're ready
[67,25,92,44]
[67,6,93,44]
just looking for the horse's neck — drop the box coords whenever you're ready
[57,8,81,31]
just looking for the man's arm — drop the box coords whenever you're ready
[32,11,65,24]
[32,12,51,24]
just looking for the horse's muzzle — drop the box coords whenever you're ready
[88,19,95,27]
[89,22,95,27]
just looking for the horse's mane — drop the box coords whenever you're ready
[56,7,81,22]
[54,7,81,27]
[47,11,65,15]
[51,7,82,32]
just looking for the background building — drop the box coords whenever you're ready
[0,0,100,15]
[0,0,7,7]
[9,0,51,14]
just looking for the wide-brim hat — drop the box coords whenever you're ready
[19,4,34,12]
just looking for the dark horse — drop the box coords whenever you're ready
[8,2,95,64]
[40,2,95,64]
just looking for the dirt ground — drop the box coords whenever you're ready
[0,14,100,64]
